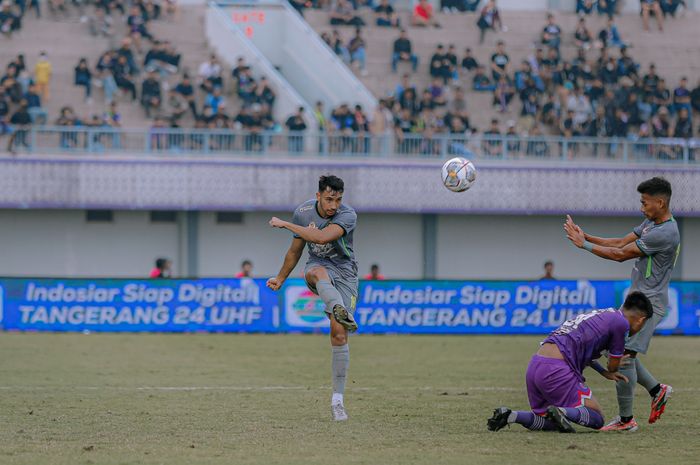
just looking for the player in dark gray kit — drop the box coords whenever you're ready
[266,175,359,421]
[564,177,680,431]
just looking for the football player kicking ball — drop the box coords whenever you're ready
[564,177,679,431]
[267,175,359,422]
[488,292,653,433]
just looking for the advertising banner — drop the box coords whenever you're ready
[0,278,698,335]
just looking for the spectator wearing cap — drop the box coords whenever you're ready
[412,0,440,28]
[392,29,418,73]
[375,0,399,28]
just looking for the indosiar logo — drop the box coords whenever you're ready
[284,285,328,327]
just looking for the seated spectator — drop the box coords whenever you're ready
[285,107,307,153]
[330,29,351,63]
[574,17,592,49]
[490,41,510,82]
[526,125,549,157]
[428,78,447,107]
[330,0,364,26]
[288,0,311,17]
[144,41,180,78]
[616,47,639,80]
[0,2,19,37]
[461,48,479,72]
[113,55,137,101]
[89,6,114,37]
[375,0,399,28]
[598,17,625,48]
[650,106,671,137]
[392,29,418,73]
[237,67,257,105]
[445,44,458,81]
[673,77,691,115]
[653,78,672,113]
[141,71,162,117]
[660,0,687,17]
[104,101,122,129]
[412,0,440,28]
[231,56,247,83]
[541,13,562,51]
[348,27,368,76]
[116,38,139,73]
[96,51,118,104]
[567,87,593,127]
[174,74,196,117]
[473,65,496,91]
[576,0,594,15]
[477,0,502,44]
[641,0,664,32]
[690,79,700,113]
[164,90,187,123]
[483,118,502,156]
[596,0,617,17]
[642,63,660,97]
[429,44,453,83]
[672,107,692,138]
[519,92,539,132]
[204,86,226,115]
[24,83,47,124]
[127,6,154,52]
[394,73,415,100]
[198,54,223,93]
[254,76,276,108]
[74,58,92,102]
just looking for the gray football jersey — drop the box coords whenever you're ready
[292,199,358,277]
[630,217,680,316]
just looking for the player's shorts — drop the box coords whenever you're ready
[625,311,664,354]
[525,355,592,415]
[304,261,358,315]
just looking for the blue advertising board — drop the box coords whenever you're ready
[0,278,698,335]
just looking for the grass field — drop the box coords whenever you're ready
[0,333,698,465]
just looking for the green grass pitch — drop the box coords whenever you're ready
[0,333,698,465]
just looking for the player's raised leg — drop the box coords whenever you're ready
[305,266,357,332]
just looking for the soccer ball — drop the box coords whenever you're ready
[441,157,477,192]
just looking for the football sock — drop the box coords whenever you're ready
[332,344,350,400]
[509,411,559,431]
[616,358,638,418]
[316,280,345,312]
[560,407,604,429]
[635,359,660,396]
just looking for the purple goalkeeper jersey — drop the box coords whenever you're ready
[542,308,629,380]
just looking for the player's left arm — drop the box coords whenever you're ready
[269,217,345,245]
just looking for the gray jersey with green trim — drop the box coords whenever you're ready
[292,199,358,278]
[630,218,680,316]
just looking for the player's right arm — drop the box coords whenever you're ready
[565,215,637,248]
[266,237,305,291]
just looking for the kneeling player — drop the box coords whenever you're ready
[487,292,652,433]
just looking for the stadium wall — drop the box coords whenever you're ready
[0,210,697,280]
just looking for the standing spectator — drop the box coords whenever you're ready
[374,0,399,28]
[412,0,440,28]
[74,58,92,102]
[653,78,672,113]
[149,258,172,278]
[642,63,660,97]
[34,51,52,102]
[348,27,368,76]
[391,29,418,73]
[461,48,479,72]
[7,99,32,153]
[285,106,307,153]
[541,13,562,51]
[483,118,502,156]
[673,77,691,115]
[641,0,664,32]
[476,0,502,44]
[490,40,510,82]
[364,264,385,280]
[352,104,370,153]
[235,260,253,278]
[540,261,555,280]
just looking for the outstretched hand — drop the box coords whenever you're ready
[564,215,585,248]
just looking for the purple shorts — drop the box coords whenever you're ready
[525,354,592,415]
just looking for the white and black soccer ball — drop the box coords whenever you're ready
[441,157,477,193]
